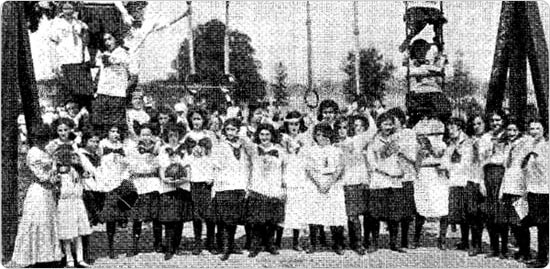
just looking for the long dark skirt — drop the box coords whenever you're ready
[368,188,405,222]
[464,181,483,218]
[98,180,137,223]
[245,191,285,225]
[210,190,246,225]
[401,181,417,220]
[496,194,522,226]
[527,192,549,225]
[131,192,160,222]
[344,184,368,217]
[190,182,213,221]
[481,164,506,223]
[82,190,105,225]
[448,186,466,224]
[60,63,94,97]
[158,189,194,223]
[90,94,127,134]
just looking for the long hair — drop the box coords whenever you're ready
[186,107,210,131]
[279,111,307,134]
[312,122,337,144]
[253,123,281,144]
[317,99,340,122]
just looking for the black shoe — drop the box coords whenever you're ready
[390,245,407,253]
[108,250,116,259]
[154,244,164,253]
[75,261,90,268]
[220,253,231,261]
[353,246,366,255]
[410,240,420,249]
[485,252,499,259]
[248,250,260,258]
[334,246,344,255]
[306,246,317,254]
[231,248,243,254]
[208,248,220,255]
[499,252,509,260]
[175,249,186,256]
[468,247,480,257]
[267,247,280,255]
[455,242,468,251]
[437,239,447,251]
[367,245,378,253]
[164,252,174,261]
[292,244,303,252]
[526,259,549,268]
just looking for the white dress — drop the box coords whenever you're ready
[57,169,93,240]
[303,145,347,226]
[12,147,64,266]
[281,133,309,230]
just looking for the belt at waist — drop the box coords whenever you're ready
[420,163,441,168]
[375,169,404,179]
[132,172,159,178]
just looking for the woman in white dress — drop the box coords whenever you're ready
[11,125,64,267]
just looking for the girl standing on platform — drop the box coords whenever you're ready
[126,123,162,257]
[95,124,134,259]
[53,146,93,268]
[210,118,250,260]
[303,122,347,255]
[243,123,287,257]
[182,107,217,255]
[158,123,193,260]
[278,111,310,251]
[11,125,64,267]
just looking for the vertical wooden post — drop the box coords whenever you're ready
[508,2,528,129]
[224,1,230,75]
[353,2,361,96]
[187,1,195,75]
[525,2,549,130]
[306,1,313,92]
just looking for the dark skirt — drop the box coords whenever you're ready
[82,190,105,226]
[344,184,368,217]
[527,193,549,225]
[210,190,246,225]
[131,192,160,222]
[448,186,466,224]
[98,180,137,223]
[245,191,285,225]
[481,164,506,223]
[368,188,405,222]
[495,194,522,226]
[401,181,417,220]
[60,63,95,96]
[191,182,213,221]
[464,181,483,218]
[405,6,447,25]
[90,94,127,134]
[158,189,194,223]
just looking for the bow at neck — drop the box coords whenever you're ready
[258,146,279,158]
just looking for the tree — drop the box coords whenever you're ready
[342,47,395,104]
[173,19,266,105]
[270,62,289,106]
[445,50,479,101]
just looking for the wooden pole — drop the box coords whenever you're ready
[508,2,528,129]
[353,1,361,96]
[224,1,230,75]
[306,1,312,92]
[525,2,549,130]
[486,2,515,114]
[188,1,195,75]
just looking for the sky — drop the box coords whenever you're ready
[30,1,550,85]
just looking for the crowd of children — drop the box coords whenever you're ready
[11,91,549,268]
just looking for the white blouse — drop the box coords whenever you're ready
[211,140,250,193]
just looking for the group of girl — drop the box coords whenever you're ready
[10,95,548,268]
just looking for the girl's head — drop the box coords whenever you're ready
[281,111,307,135]
[65,101,80,118]
[317,99,339,122]
[80,131,100,152]
[61,1,75,18]
[53,144,77,172]
[253,123,280,146]
[51,117,75,142]
[313,122,336,146]
[386,107,406,129]
[137,123,155,143]
[208,114,223,133]
[376,112,395,137]
[249,106,268,125]
[528,119,545,140]
[446,117,465,139]
[157,105,176,126]
[222,118,242,141]
[334,116,350,141]
[504,116,522,141]
[486,110,506,133]
[130,91,145,110]
[466,113,486,136]
[410,39,431,60]
[351,114,369,136]
[103,32,121,51]
[187,108,209,131]
[162,122,187,144]
[107,125,123,142]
